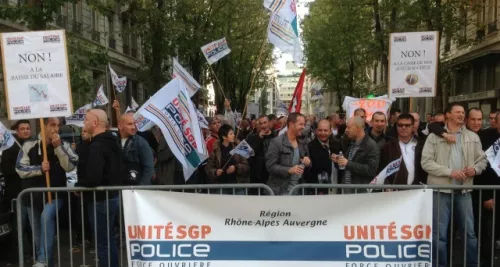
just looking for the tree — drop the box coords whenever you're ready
[303,0,374,100]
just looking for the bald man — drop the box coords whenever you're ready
[334,116,380,193]
[77,109,123,267]
[16,117,78,267]
[118,113,154,185]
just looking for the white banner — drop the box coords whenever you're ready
[0,30,73,120]
[247,102,259,119]
[172,58,201,97]
[109,64,127,92]
[196,109,209,129]
[137,78,207,181]
[267,1,303,65]
[389,31,438,98]
[342,95,394,122]
[131,97,139,110]
[230,140,255,159]
[201,38,231,65]
[485,138,500,177]
[370,157,402,185]
[0,121,15,152]
[92,85,109,107]
[123,189,432,267]
[65,103,91,127]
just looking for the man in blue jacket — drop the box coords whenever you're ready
[118,112,155,185]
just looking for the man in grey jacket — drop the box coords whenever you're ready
[266,113,311,195]
[421,102,487,267]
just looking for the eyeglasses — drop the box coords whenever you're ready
[397,123,412,128]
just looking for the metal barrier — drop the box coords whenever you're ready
[15,183,274,267]
[290,183,500,267]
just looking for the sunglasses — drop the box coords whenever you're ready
[397,123,413,128]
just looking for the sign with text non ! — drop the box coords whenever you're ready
[0,30,73,120]
[389,31,439,98]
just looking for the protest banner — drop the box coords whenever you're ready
[389,31,439,98]
[0,30,73,120]
[109,64,127,93]
[123,189,432,267]
[342,95,394,121]
[485,138,500,177]
[92,85,109,107]
[172,57,201,97]
[66,104,92,127]
[1,30,74,202]
[201,38,231,65]
[137,78,207,181]
[0,121,15,151]
[246,102,259,119]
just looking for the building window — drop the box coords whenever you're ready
[108,15,116,49]
[71,2,82,35]
[122,17,130,55]
[91,10,100,42]
[473,64,485,91]
[494,61,500,89]
[488,0,498,33]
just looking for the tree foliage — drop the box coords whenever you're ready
[303,0,475,112]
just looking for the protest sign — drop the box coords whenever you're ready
[389,31,439,98]
[201,38,231,65]
[123,189,432,267]
[342,96,394,121]
[0,30,73,120]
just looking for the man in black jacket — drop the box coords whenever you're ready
[306,120,341,194]
[334,116,380,194]
[78,109,123,267]
[246,115,276,193]
[1,120,31,263]
[16,117,78,267]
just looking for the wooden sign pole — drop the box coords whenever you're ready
[39,118,52,203]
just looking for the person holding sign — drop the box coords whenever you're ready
[16,117,78,267]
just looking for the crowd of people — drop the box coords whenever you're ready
[1,99,500,267]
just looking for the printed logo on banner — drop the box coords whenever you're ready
[145,92,201,167]
[405,74,418,85]
[393,36,406,42]
[13,106,31,115]
[6,36,24,45]
[50,104,68,112]
[43,35,61,43]
[29,84,49,102]
[392,88,405,94]
[421,34,435,41]
[419,87,432,93]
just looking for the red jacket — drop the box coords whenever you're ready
[205,134,218,155]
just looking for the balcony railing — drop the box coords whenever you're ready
[72,21,82,35]
[108,38,116,49]
[123,44,130,55]
[476,28,485,42]
[91,30,100,42]
[488,21,497,34]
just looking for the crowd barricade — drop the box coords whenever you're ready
[289,183,500,267]
[15,183,274,267]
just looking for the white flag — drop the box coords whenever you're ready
[267,0,303,64]
[0,122,15,152]
[370,157,403,185]
[230,140,255,159]
[201,38,231,65]
[66,104,92,127]
[172,58,201,97]
[134,112,155,132]
[196,109,209,129]
[125,106,133,113]
[137,78,207,181]
[131,97,139,110]
[92,85,109,107]
[109,64,127,92]
[485,138,500,177]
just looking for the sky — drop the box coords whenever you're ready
[274,0,312,72]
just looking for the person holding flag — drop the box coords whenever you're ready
[205,124,249,194]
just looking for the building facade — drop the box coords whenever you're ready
[0,0,145,125]
[276,61,311,115]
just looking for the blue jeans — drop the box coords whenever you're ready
[433,192,477,267]
[87,197,120,267]
[25,198,64,267]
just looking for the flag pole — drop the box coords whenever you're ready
[236,39,268,138]
[39,118,52,203]
[208,64,227,100]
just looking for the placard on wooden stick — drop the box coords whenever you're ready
[0,30,73,203]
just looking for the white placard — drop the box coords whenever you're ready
[123,189,432,267]
[0,30,73,120]
[389,31,438,98]
[247,102,259,119]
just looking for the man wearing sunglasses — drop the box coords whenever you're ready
[379,113,421,185]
